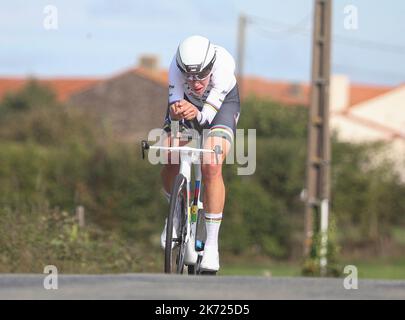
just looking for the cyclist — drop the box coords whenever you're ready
[160,35,240,272]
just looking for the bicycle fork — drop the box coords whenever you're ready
[178,153,204,265]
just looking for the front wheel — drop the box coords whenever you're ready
[165,174,187,274]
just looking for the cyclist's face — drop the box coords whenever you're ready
[186,76,210,96]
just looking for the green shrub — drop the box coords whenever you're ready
[1,81,404,274]
[0,203,145,273]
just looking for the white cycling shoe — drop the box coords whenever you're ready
[200,246,220,272]
[160,218,180,250]
[184,235,198,265]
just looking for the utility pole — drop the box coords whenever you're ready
[304,0,333,276]
[237,14,247,99]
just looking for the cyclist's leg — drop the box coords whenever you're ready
[200,85,240,271]
[201,135,231,212]
[160,121,194,194]
[160,109,182,195]
[202,83,240,213]
[160,133,180,195]
[200,134,232,272]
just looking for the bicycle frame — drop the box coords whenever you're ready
[177,146,202,249]
[141,130,222,269]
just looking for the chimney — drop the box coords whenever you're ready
[138,54,159,71]
[330,74,350,113]
[288,83,303,99]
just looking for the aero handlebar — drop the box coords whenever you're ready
[141,140,223,164]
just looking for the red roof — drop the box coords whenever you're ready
[241,76,310,106]
[0,78,26,100]
[0,77,101,102]
[349,84,393,108]
[0,69,396,108]
[1,69,402,141]
[130,67,168,86]
[128,70,396,108]
[233,76,396,108]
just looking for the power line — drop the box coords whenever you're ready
[244,13,405,82]
[249,13,312,34]
[251,23,309,40]
[333,63,405,80]
[248,13,312,27]
[250,31,405,80]
[333,34,405,55]
[249,14,405,56]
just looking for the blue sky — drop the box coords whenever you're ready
[1,0,405,86]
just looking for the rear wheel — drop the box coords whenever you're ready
[164,174,187,274]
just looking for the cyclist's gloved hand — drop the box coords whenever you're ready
[177,100,199,121]
[169,101,183,120]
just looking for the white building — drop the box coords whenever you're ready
[330,75,405,181]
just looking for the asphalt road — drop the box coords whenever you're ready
[0,273,404,300]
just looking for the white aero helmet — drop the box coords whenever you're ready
[176,35,216,80]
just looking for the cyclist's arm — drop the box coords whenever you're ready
[197,66,236,126]
[168,55,185,118]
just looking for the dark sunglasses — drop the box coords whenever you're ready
[183,68,212,81]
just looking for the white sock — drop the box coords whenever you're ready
[205,212,222,251]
